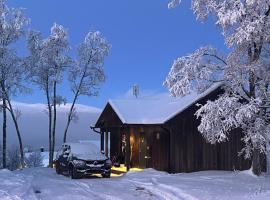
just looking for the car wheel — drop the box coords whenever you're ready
[102,173,111,178]
[55,162,61,174]
[69,165,80,179]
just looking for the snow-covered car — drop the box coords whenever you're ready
[54,143,111,179]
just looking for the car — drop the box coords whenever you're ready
[54,143,112,179]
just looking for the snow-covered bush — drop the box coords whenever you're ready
[1,146,44,170]
[0,146,16,170]
[25,151,44,168]
[7,147,21,171]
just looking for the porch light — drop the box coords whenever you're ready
[156,132,160,140]
[130,135,135,145]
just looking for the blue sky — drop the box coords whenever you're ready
[10,0,226,108]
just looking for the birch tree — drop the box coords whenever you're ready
[0,0,28,168]
[0,50,27,169]
[27,23,70,167]
[63,31,110,143]
[165,0,270,175]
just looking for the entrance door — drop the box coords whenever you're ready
[139,132,147,168]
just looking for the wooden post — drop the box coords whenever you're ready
[105,130,109,157]
[101,130,104,152]
[125,127,131,171]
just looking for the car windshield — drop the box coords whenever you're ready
[68,143,100,155]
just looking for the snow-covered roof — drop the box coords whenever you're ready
[108,83,222,125]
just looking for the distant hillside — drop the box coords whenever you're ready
[0,101,101,150]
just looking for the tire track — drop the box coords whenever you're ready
[73,180,122,200]
[157,183,199,200]
[128,179,182,200]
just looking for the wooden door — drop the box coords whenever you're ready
[139,132,147,168]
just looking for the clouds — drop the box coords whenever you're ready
[11,101,101,113]
[0,101,101,150]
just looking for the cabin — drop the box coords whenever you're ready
[94,84,266,173]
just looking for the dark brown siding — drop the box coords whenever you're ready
[166,97,252,173]
[110,127,122,163]
[147,130,170,171]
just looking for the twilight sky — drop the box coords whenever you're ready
[9,0,226,108]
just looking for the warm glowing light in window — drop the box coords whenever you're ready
[130,135,135,145]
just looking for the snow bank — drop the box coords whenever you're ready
[0,167,270,199]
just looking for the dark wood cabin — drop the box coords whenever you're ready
[94,84,266,173]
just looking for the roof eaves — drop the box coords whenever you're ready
[163,83,223,124]
[108,100,127,124]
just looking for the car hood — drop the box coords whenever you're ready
[72,153,107,161]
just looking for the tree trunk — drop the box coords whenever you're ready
[46,81,53,168]
[248,46,262,176]
[249,71,261,175]
[2,98,7,169]
[252,148,261,176]
[6,98,24,168]
[63,72,85,143]
[63,90,79,143]
[267,142,270,174]
[51,80,57,165]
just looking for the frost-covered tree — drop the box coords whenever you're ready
[0,50,27,169]
[165,0,270,175]
[63,31,110,143]
[7,147,21,171]
[0,0,29,169]
[25,151,44,168]
[27,23,70,167]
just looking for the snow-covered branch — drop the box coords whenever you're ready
[164,46,225,97]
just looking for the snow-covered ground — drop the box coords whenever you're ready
[0,168,270,200]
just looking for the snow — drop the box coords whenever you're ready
[65,143,107,161]
[40,152,52,167]
[25,152,56,167]
[0,168,270,199]
[108,83,222,124]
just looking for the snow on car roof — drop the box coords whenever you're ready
[108,83,222,125]
[64,142,99,155]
